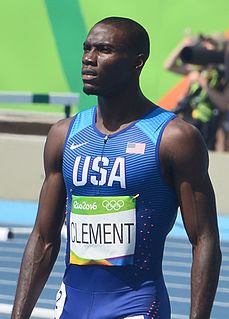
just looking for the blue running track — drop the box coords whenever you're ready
[0,200,228,319]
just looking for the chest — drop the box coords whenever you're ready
[63,128,159,194]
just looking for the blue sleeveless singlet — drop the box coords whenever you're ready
[55,106,178,319]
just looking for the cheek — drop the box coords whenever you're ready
[99,58,132,79]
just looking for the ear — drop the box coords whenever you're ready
[135,53,145,71]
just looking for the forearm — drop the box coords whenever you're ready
[164,41,191,75]
[190,237,221,319]
[164,47,182,71]
[11,230,61,319]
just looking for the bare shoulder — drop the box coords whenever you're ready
[46,117,72,149]
[160,117,209,180]
[44,117,73,171]
[48,117,72,141]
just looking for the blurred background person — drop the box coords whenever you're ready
[164,33,229,151]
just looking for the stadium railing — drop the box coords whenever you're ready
[0,91,80,118]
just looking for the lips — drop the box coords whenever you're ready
[82,69,97,81]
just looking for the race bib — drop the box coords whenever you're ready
[69,195,137,266]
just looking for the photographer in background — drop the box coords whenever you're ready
[164,34,229,151]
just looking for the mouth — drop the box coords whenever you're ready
[82,69,97,81]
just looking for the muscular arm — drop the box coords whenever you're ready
[11,119,71,319]
[161,119,222,319]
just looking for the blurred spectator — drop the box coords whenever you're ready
[164,34,229,151]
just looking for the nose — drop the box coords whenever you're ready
[82,49,97,66]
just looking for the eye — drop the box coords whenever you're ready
[98,45,113,54]
[83,44,90,53]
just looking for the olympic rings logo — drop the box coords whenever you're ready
[102,200,124,211]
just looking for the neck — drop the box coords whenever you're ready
[96,88,154,134]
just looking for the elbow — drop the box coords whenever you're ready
[30,228,61,264]
[35,237,61,265]
[192,234,222,268]
[42,233,61,258]
[210,236,222,270]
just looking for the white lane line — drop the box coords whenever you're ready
[218,275,229,281]
[0,239,27,245]
[0,266,63,277]
[164,270,190,278]
[0,247,25,253]
[164,251,191,258]
[0,279,59,290]
[0,256,23,262]
[165,242,191,249]
[170,296,229,308]
[164,251,229,261]
[167,282,190,289]
[220,265,229,272]
[163,261,191,267]
[0,294,55,305]
[171,315,189,319]
[163,260,229,272]
[2,278,228,294]
[0,303,54,318]
[164,270,229,282]
[11,227,32,234]
[166,241,229,253]
[171,296,190,303]
[166,282,229,293]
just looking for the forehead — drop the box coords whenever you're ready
[85,23,129,48]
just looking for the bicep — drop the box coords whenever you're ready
[33,121,68,243]
[35,172,66,242]
[177,173,218,246]
[166,121,219,245]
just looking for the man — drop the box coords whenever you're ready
[164,34,229,151]
[12,17,221,319]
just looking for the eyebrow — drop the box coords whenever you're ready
[83,41,127,52]
[83,41,114,47]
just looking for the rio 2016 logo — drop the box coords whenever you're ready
[73,201,97,210]
[102,200,124,211]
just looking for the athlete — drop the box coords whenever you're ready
[11,17,221,319]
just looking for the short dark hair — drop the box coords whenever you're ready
[95,16,150,61]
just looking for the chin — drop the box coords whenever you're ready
[83,83,101,96]
[83,87,99,96]
[83,83,122,97]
